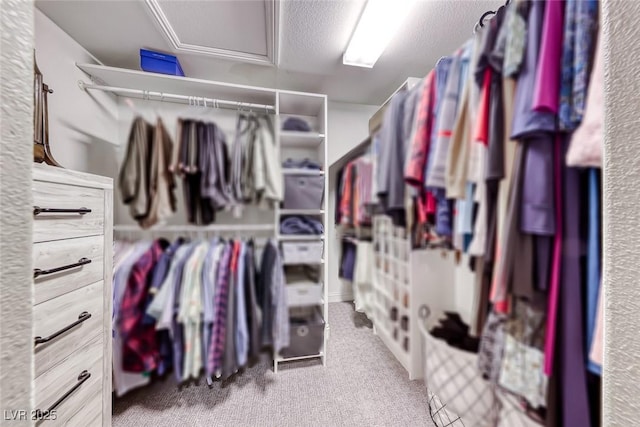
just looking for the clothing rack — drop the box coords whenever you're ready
[114,224,275,238]
[78,81,276,113]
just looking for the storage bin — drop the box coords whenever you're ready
[287,282,323,307]
[283,174,324,209]
[140,49,185,76]
[280,307,324,358]
[282,241,323,264]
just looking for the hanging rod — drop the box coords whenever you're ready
[78,81,276,113]
[114,224,275,232]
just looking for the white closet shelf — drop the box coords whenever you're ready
[276,352,323,363]
[283,169,325,176]
[279,209,324,215]
[114,224,275,232]
[283,259,325,266]
[278,90,326,116]
[76,63,276,106]
[277,235,324,241]
[280,131,325,147]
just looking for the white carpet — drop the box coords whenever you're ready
[113,302,434,427]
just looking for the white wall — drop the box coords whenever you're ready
[603,1,640,424]
[35,9,118,172]
[326,102,378,302]
[0,0,34,416]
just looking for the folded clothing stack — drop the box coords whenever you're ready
[282,117,312,132]
[282,158,322,170]
[430,312,480,353]
[280,215,324,235]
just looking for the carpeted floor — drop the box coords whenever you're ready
[113,302,434,427]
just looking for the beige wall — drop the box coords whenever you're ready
[0,0,34,423]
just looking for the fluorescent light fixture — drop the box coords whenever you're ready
[343,0,416,68]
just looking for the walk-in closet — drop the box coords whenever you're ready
[1,0,625,425]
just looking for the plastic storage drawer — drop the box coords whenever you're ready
[287,282,323,307]
[280,307,324,358]
[283,174,324,209]
[282,241,323,264]
[140,49,185,76]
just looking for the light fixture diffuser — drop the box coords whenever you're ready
[343,0,416,68]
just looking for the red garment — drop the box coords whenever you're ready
[473,69,493,146]
[405,70,436,187]
[120,239,167,373]
[339,163,354,225]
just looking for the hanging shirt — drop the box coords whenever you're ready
[424,57,453,186]
[119,239,169,373]
[113,241,152,397]
[202,241,223,371]
[378,91,408,213]
[567,29,603,168]
[426,49,464,189]
[586,169,602,375]
[209,242,233,376]
[178,242,208,381]
[405,71,436,188]
[235,242,249,367]
[147,244,190,327]
[559,0,599,131]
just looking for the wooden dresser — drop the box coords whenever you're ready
[32,164,112,426]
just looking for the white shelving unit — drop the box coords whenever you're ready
[372,215,432,380]
[274,89,329,372]
[76,63,329,373]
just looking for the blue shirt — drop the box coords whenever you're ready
[235,242,249,367]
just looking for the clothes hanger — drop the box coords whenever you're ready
[478,10,496,27]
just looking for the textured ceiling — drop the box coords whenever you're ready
[156,0,268,55]
[35,0,502,104]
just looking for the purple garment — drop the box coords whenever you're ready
[340,241,357,281]
[282,117,311,132]
[208,243,232,376]
[533,0,565,113]
[560,139,591,427]
[511,0,556,140]
[521,135,556,235]
[279,216,324,235]
[434,188,453,237]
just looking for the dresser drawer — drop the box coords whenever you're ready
[33,181,105,243]
[34,281,104,378]
[33,236,104,304]
[37,371,102,426]
[34,333,103,424]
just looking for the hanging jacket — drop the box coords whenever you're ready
[254,114,283,208]
[139,118,177,229]
[119,116,153,221]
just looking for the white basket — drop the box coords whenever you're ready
[287,282,323,307]
[419,307,500,427]
[282,241,323,264]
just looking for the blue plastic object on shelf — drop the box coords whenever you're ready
[140,49,185,77]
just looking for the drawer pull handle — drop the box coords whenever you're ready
[33,258,91,279]
[33,206,91,216]
[34,311,91,347]
[35,370,91,419]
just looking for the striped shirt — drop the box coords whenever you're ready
[208,242,232,376]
